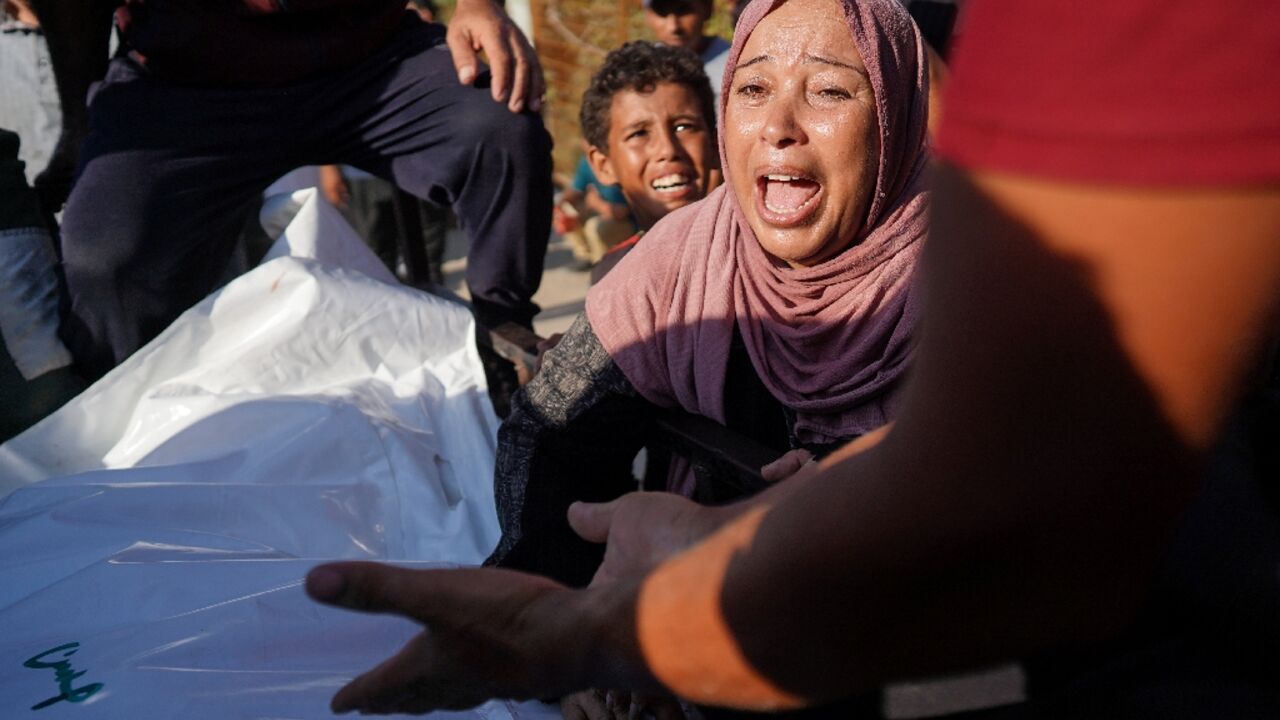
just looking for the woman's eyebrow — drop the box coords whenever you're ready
[733,52,869,78]
[734,54,772,71]
[803,54,869,77]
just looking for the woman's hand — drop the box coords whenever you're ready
[535,332,564,373]
[759,448,814,483]
[568,492,727,587]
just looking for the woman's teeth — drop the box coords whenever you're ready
[763,176,821,214]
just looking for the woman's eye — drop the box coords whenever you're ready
[735,83,767,100]
[816,86,852,100]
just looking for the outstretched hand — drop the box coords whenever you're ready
[568,492,726,587]
[447,0,545,113]
[306,562,590,714]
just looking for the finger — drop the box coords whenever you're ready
[563,690,612,720]
[584,690,613,720]
[331,635,429,714]
[652,699,688,720]
[638,693,687,720]
[446,27,479,86]
[307,561,446,620]
[484,27,514,103]
[563,701,588,720]
[506,33,529,112]
[528,43,547,112]
[757,445,798,479]
[606,689,631,720]
[760,449,813,482]
[567,499,619,544]
[536,333,563,354]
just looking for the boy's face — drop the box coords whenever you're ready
[589,82,718,231]
[644,0,711,53]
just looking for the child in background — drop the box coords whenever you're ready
[556,153,634,272]
[643,0,731,110]
[579,41,719,284]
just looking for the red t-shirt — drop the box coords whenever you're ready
[935,0,1280,185]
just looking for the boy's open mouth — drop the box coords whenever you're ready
[652,172,696,198]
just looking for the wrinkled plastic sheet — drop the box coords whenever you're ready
[0,190,558,719]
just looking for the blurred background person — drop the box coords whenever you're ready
[0,0,59,189]
[0,131,83,442]
[644,0,731,112]
[557,152,635,273]
[407,0,437,23]
[725,0,747,29]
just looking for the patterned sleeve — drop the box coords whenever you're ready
[484,313,655,587]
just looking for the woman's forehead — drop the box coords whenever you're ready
[740,0,863,71]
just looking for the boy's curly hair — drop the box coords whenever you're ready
[580,41,717,152]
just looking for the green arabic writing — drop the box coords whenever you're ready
[23,642,104,711]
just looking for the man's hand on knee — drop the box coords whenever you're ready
[447,0,546,113]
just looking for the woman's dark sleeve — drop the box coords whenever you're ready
[484,314,654,587]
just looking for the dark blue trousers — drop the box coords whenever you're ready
[58,22,552,380]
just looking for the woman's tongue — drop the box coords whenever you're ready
[764,178,820,215]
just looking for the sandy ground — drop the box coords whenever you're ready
[439,228,590,339]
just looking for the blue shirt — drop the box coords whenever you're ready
[571,157,627,206]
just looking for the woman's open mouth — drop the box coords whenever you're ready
[755,171,822,227]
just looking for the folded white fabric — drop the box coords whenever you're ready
[0,191,555,720]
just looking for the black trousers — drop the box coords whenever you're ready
[58,22,552,379]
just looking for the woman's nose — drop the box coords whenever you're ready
[761,96,806,148]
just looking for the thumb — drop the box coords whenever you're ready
[760,449,813,483]
[306,561,445,621]
[567,499,618,544]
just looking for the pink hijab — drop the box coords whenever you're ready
[585,0,930,445]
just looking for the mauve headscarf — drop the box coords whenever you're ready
[585,0,929,445]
